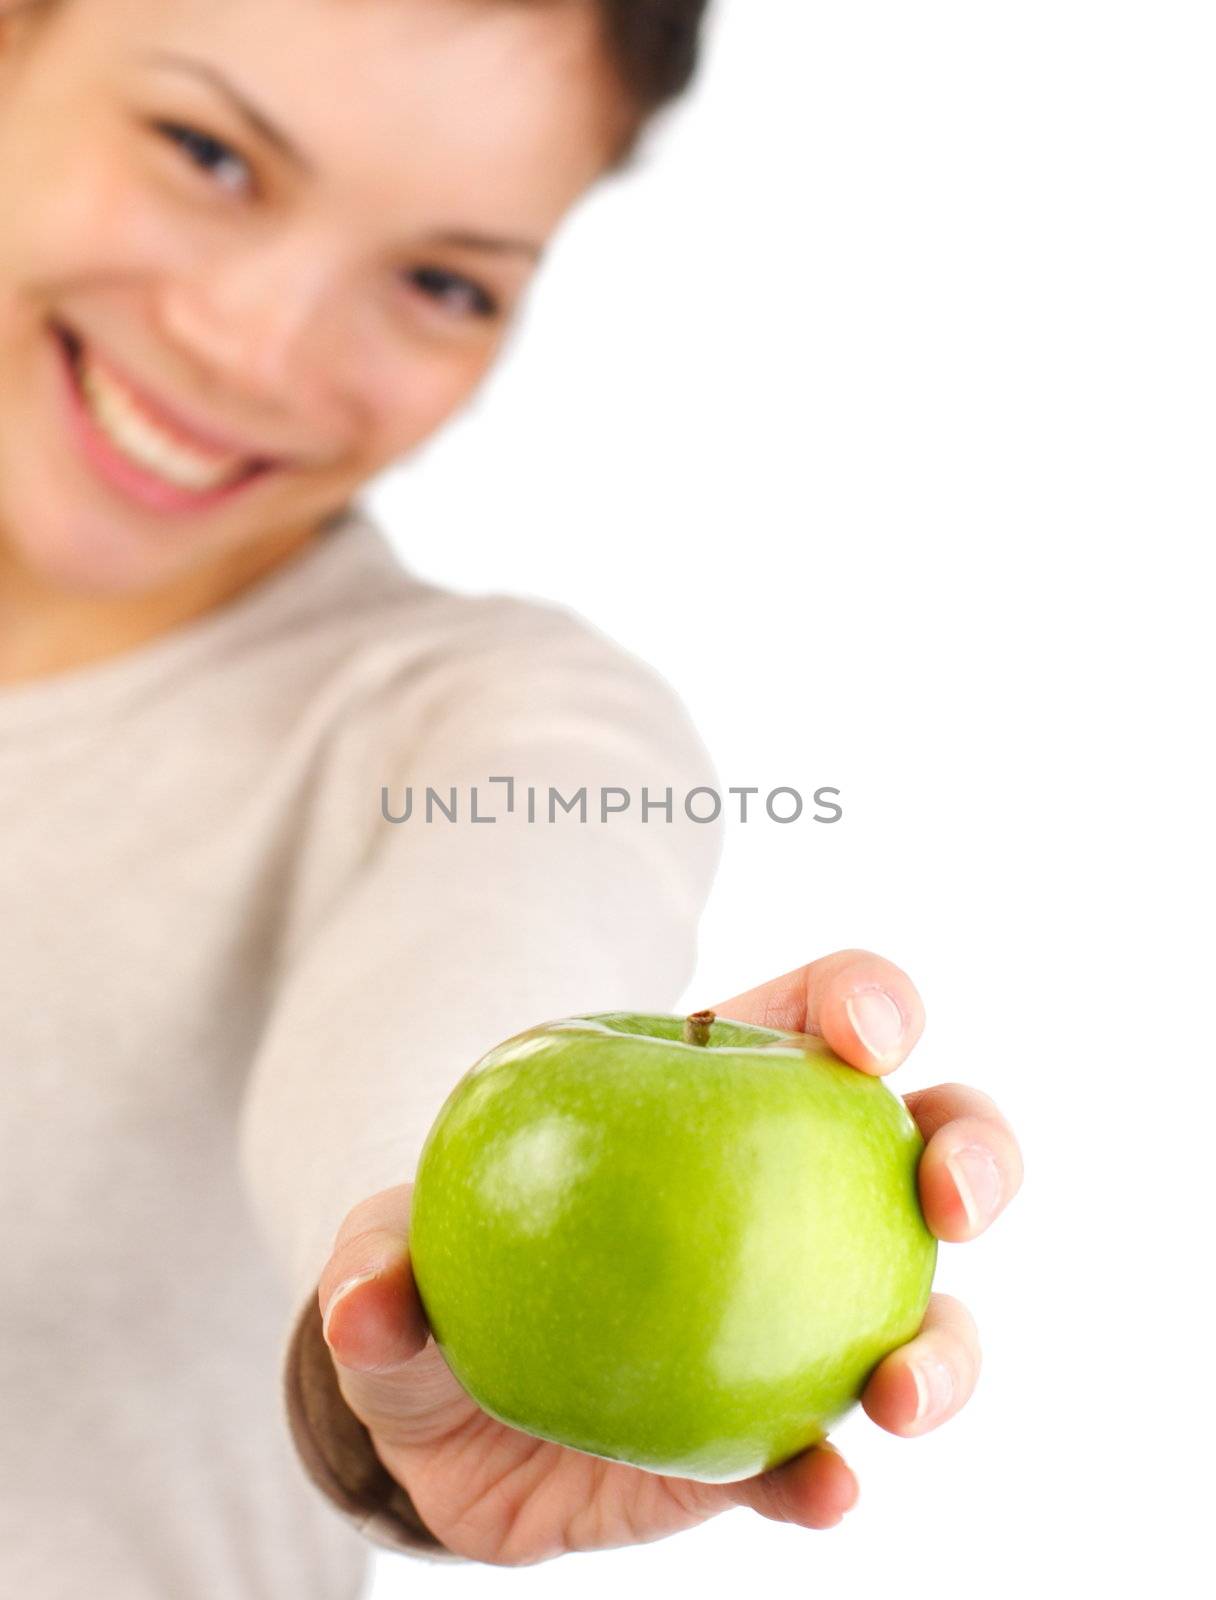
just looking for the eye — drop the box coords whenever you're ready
[406,266,499,321]
[153,121,252,196]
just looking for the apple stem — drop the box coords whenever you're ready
[683,1010,715,1046]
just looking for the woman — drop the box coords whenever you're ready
[0,0,1023,1594]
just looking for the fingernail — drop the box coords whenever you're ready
[912,1353,955,1423]
[844,990,904,1062]
[945,1144,1003,1232]
[321,1270,380,1346]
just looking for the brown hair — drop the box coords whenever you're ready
[598,0,710,121]
[536,0,712,164]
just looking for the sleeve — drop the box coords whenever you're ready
[235,602,724,1560]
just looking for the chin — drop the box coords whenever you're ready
[0,474,208,598]
[2,505,143,601]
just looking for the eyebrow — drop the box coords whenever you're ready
[142,52,313,175]
[428,230,544,263]
[139,52,545,263]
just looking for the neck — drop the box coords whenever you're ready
[0,521,323,686]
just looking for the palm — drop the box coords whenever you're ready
[366,1335,732,1566]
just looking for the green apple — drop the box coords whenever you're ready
[408,1009,936,1482]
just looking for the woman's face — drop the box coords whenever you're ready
[0,0,623,594]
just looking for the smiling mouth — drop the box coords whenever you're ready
[53,322,276,500]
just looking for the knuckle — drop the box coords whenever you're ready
[921,1088,1006,1142]
[927,1289,972,1329]
[833,948,902,982]
[938,1081,998,1110]
[333,1186,412,1251]
[828,946,882,965]
[342,1225,406,1269]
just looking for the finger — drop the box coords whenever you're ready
[861,1293,980,1437]
[318,1184,428,1373]
[721,1441,860,1530]
[903,1083,1024,1241]
[710,949,926,1074]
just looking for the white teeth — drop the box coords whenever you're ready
[77,349,253,492]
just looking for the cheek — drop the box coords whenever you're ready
[353,335,501,464]
[0,130,186,308]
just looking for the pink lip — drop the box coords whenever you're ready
[49,323,278,516]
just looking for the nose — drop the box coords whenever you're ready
[153,238,342,406]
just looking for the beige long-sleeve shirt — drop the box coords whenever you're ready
[0,508,722,1599]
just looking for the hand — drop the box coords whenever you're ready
[317,950,1023,1566]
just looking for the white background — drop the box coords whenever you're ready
[365,3,1213,1596]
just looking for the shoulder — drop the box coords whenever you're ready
[262,512,723,962]
[294,510,712,770]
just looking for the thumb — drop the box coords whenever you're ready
[316,1183,479,1455]
[318,1183,428,1374]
